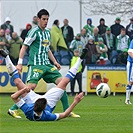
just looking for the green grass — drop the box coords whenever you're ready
[0,94,133,133]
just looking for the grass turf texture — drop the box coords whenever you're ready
[0,94,133,133]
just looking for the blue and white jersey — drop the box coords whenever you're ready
[19,100,59,121]
[127,40,133,63]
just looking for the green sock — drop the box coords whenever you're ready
[10,104,18,110]
[60,91,69,111]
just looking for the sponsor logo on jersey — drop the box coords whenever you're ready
[42,39,49,47]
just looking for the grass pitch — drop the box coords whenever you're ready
[0,94,133,133]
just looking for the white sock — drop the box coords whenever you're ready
[66,58,82,80]
[126,90,131,101]
[5,55,17,75]
[126,85,131,101]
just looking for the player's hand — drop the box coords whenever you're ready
[23,86,30,93]
[54,61,61,70]
[74,92,84,104]
[16,64,23,73]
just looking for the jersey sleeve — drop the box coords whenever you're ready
[16,99,33,118]
[48,113,59,121]
[24,29,37,46]
[54,113,60,120]
[41,111,59,121]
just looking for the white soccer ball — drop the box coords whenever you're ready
[96,83,111,98]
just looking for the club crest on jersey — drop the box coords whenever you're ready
[42,39,49,47]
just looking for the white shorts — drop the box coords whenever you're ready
[22,87,64,108]
[127,61,133,82]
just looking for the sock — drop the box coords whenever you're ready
[65,58,82,81]
[10,104,18,110]
[60,91,69,111]
[5,55,19,81]
[5,55,17,75]
[11,72,20,82]
[126,84,131,101]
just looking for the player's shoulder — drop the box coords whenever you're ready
[31,26,39,31]
[27,26,39,35]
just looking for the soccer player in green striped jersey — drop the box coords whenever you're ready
[8,9,80,118]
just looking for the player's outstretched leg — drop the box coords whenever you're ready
[66,48,88,81]
[0,49,22,118]
[58,48,88,89]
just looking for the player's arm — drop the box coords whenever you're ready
[17,31,36,72]
[18,45,28,61]
[48,50,61,70]
[11,87,30,103]
[16,45,28,73]
[57,92,84,120]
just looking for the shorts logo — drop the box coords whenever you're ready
[51,67,57,72]
[33,69,43,73]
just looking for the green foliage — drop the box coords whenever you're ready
[0,94,133,133]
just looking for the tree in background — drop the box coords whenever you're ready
[81,0,133,18]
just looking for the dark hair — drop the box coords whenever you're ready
[34,98,47,113]
[53,19,59,25]
[100,18,105,22]
[121,28,126,32]
[37,9,49,19]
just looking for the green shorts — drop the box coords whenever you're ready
[26,64,62,84]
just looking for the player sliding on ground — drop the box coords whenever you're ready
[0,48,88,121]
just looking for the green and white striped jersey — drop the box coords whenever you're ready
[24,26,51,65]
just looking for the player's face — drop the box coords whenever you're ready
[38,15,49,30]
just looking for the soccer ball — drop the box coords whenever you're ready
[96,83,111,98]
